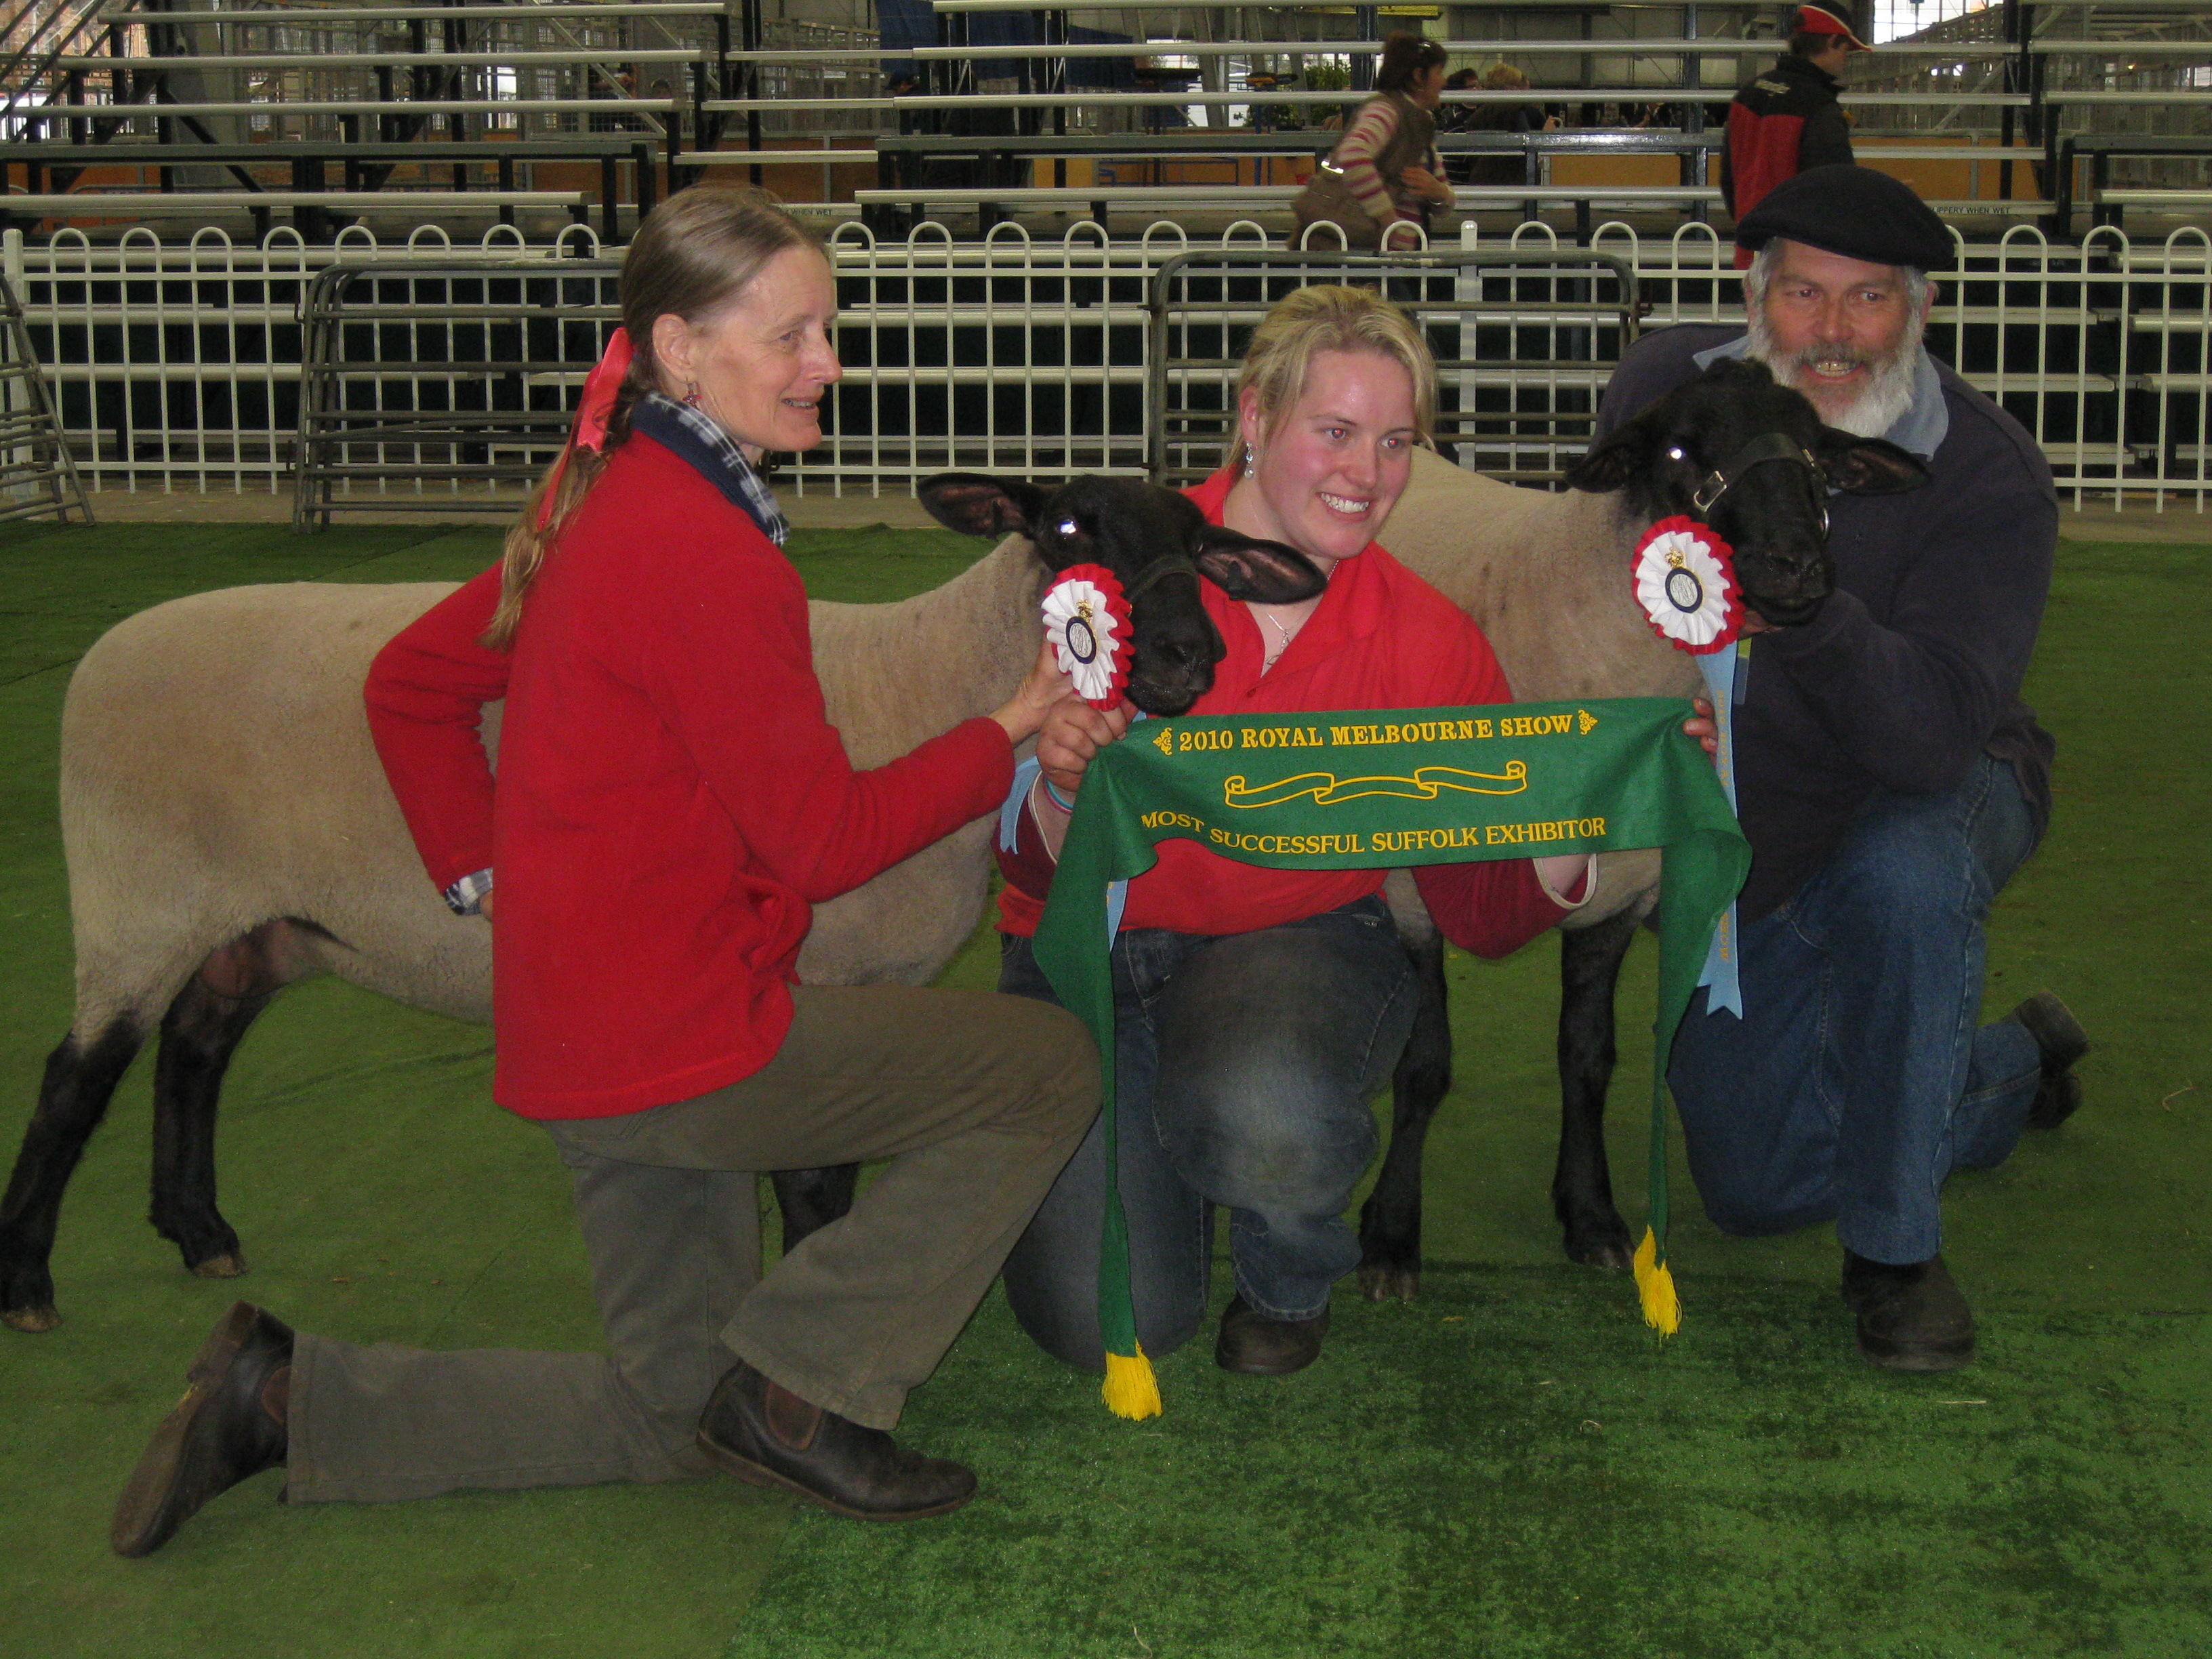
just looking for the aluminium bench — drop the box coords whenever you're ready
[1,138,652,238]
[0,189,592,238]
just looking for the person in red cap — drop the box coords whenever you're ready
[1723,5,1870,266]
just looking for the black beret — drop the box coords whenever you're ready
[1736,164,1953,273]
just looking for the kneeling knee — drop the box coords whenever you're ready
[1005,1281,1206,1374]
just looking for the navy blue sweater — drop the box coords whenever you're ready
[1597,326,2058,918]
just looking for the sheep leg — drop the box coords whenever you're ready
[1357,929,1451,1302]
[1,1019,148,1332]
[146,922,312,1278]
[148,978,271,1279]
[1554,909,1639,1270]
[770,1164,859,1256]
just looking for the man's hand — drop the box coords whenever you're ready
[1036,693,1131,800]
[1683,694,1721,759]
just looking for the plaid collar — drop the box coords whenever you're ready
[630,392,792,546]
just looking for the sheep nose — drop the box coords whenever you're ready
[1139,625,1224,678]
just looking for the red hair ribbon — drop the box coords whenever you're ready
[536,326,634,529]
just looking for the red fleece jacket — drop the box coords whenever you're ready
[365,432,1014,1120]
[997,466,1572,958]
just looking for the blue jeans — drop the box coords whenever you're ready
[1666,754,2045,1266]
[998,897,1418,1371]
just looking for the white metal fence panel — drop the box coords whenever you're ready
[6,218,2208,511]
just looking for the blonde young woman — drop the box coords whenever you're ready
[109,188,1100,1551]
[992,287,1593,1376]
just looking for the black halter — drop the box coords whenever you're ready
[1122,553,1203,600]
[1682,431,1829,537]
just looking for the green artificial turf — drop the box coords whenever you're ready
[0,520,2205,1658]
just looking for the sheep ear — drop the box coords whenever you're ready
[1563,422,1654,494]
[915,472,1054,539]
[1815,430,1929,495]
[1193,524,1330,604]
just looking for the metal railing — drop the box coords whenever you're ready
[3,216,2206,512]
[1149,245,1637,488]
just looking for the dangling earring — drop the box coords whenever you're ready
[682,382,701,409]
[1244,447,1260,478]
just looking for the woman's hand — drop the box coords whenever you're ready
[1036,692,1131,800]
[989,638,1076,746]
[1400,165,1454,206]
[477,890,495,923]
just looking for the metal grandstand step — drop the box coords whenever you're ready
[0,268,92,523]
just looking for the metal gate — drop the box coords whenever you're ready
[292,255,620,527]
[1147,246,1639,490]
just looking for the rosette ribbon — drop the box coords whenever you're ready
[1629,514,1753,1332]
[1040,564,1133,710]
[536,326,633,530]
[1631,516,1747,1019]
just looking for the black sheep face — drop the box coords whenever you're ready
[918,472,1328,716]
[1565,357,1929,627]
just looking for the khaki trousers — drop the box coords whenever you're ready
[286,984,1097,1504]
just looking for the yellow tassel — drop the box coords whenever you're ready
[1633,1227,1681,1336]
[1101,1343,1162,1420]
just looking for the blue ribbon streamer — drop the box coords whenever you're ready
[1001,726,1137,943]
[1694,641,1747,1017]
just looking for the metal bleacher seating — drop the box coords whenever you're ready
[0,0,2199,245]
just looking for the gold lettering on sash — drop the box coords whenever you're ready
[1221,762,1530,810]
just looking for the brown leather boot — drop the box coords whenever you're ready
[1214,1295,1330,1376]
[696,1360,975,1521]
[112,1300,291,1557]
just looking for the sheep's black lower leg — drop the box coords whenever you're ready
[1,1019,147,1331]
[1357,930,1451,1302]
[771,1164,859,1256]
[149,977,272,1279]
[1554,909,1639,1270]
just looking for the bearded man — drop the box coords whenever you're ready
[1591,165,2087,1371]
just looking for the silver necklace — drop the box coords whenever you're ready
[1260,608,1296,670]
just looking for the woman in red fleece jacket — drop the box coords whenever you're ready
[994,286,1594,1377]
[110,190,1099,1557]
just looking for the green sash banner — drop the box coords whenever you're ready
[1030,699,1751,1416]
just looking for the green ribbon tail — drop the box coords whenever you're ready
[1641,730,1755,1329]
[1031,762,1162,1378]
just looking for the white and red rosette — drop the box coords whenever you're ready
[1632,516,1742,655]
[1041,562,1132,709]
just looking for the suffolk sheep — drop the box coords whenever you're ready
[0,472,1324,1332]
[1358,357,1927,1293]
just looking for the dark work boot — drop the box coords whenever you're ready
[2013,991,2089,1130]
[112,1300,292,1557]
[696,1360,975,1521]
[1214,1295,1330,1376]
[1841,1251,1975,1372]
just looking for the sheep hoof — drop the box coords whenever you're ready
[190,1251,245,1279]
[1563,1231,1635,1273]
[3,1305,60,1334]
[1357,1261,1420,1303]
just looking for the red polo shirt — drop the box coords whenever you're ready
[998,466,1570,957]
